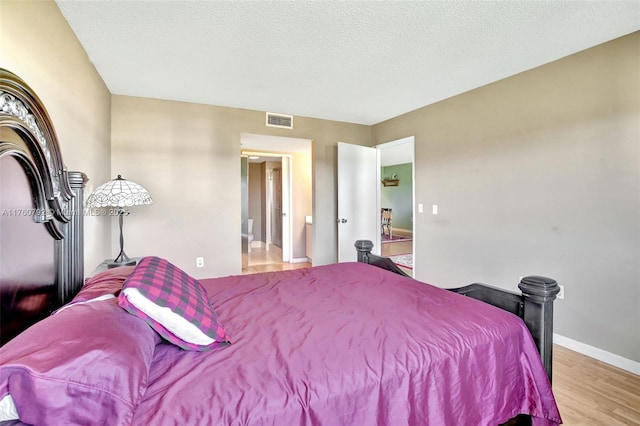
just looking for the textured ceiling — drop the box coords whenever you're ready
[56,1,639,125]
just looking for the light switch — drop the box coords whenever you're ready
[418,203,424,213]
[432,205,438,215]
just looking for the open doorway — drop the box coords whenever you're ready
[335,139,414,267]
[241,133,312,274]
[268,165,283,249]
[377,136,415,276]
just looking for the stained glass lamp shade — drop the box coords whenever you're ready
[86,175,152,267]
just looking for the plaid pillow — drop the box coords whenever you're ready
[118,256,230,351]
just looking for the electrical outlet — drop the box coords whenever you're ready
[557,284,564,300]
[196,257,204,268]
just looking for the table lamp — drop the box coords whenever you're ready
[86,174,152,268]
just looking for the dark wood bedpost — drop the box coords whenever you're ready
[354,240,411,277]
[518,276,560,383]
[354,240,374,263]
[65,171,88,301]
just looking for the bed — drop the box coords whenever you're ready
[0,68,562,426]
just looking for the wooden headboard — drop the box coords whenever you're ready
[0,69,87,345]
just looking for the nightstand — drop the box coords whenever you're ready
[88,257,143,278]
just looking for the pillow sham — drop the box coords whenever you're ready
[118,256,230,351]
[0,297,159,425]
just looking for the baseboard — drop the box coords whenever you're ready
[250,241,264,249]
[554,333,640,375]
[392,228,413,235]
[291,257,310,264]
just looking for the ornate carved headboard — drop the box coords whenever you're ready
[0,68,87,345]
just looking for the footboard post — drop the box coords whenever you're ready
[354,240,373,263]
[518,276,560,383]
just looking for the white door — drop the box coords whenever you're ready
[337,142,379,262]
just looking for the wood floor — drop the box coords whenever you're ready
[242,247,640,425]
[242,234,413,276]
[242,244,311,274]
[553,344,640,425]
[380,233,413,277]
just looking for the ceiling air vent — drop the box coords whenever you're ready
[266,112,293,129]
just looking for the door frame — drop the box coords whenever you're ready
[241,133,313,267]
[375,136,416,276]
[244,151,292,263]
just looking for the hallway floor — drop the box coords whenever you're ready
[242,244,311,274]
[242,232,413,276]
[380,230,413,277]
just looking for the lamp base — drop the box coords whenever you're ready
[107,258,137,268]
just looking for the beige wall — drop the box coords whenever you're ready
[0,0,112,270]
[111,95,371,278]
[373,33,640,363]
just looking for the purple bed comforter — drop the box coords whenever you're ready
[130,262,561,425]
